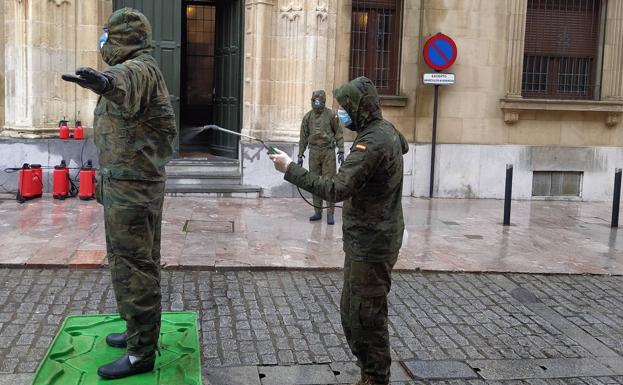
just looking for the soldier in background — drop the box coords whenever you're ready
[297,90,344,225]
[270,77,409,385]
[62,7,176,380]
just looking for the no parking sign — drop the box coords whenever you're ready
[423,33,457,71]
[423,33,458,198]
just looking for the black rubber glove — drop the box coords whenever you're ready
[297,155,304,167]
[337,151,344,165]
[62,67,112,94]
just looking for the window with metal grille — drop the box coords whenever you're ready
[522,0,603,100]
[532,171,583,196]
[350,0,403,95]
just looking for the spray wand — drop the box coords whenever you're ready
[190,125,279,155]
[188,124,340,210]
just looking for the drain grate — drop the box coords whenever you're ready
[442,221,460,226]
[184,220,234,233]
[510,287,541,304]
[464,234,483,240]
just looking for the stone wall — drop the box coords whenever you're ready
[1,0,107,139]
[415,0,623,147]
[412,143,623,201]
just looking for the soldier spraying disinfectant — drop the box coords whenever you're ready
[270,77,409,385]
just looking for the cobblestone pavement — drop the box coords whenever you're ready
[1,269,623,384]
[1,197,622,274]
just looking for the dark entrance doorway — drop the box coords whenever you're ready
[180,1,216,157]
[112,0,243,159]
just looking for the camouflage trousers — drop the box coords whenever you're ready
[309,147,336,215]
[97,173,165,358]
[341,253,398,384]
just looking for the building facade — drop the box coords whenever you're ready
[1,0,622,200]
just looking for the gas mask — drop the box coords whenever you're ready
[98,26,109,50]
[312,98,324,113]
[337,108,352,128]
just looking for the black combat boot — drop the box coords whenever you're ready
[309,212,322,221]
[97,354,155,379]
[327,213,335,225]
[106,331,127,348]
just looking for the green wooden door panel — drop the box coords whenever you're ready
[112,0,182,153]
[212,0,243,159]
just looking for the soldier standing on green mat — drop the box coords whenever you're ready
[297,90,344,225]
[62,7,176,380]
[270,77,409,385]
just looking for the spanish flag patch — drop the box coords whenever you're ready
[355,143,367,152]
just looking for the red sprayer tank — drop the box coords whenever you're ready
[17,164,43,203]
[53,160,70,199]
[74,120,84,140]
[59,119,70,140]
[78,160,96,200]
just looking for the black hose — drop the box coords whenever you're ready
[296,186,342,210]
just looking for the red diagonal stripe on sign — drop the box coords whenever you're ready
[431,40,451,63]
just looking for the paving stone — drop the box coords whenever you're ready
[204,366,261,385]
[600,357,623,376]
[2,268,623,384]
[467,358,616,380]
[258,364,337,385]
[402,360,478,380]
[330,361,412,384]
[0,374,33,385]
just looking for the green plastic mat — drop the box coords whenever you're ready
[31,312,202,385]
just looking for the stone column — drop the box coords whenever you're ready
[504,0,528,99]
[333,0,352,98]
[243,0,338,142]
[601,0,623,101]
[0,0,5,129]
[2,0,103,138]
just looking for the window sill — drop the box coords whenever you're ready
[531,195,583,202]
[500,97,623,127]
[379,95,408,107]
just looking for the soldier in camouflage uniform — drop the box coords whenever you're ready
[270,77,408,385]
[297,90,344,225]
[62,7,176,380]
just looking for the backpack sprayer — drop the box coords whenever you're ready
[187,125,341,210]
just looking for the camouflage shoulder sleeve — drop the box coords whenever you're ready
[102,59,153,116]
[285,134,381,202]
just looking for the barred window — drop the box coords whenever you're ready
[350,0,403,95]
[522,0,603,100]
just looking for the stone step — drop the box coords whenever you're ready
[164,184,261,199]
[165,174,242,187]
[166,159,239,175]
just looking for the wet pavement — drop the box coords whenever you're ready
[0,196,621,274]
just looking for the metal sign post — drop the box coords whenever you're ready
[430,84,440,198]
[423,33,458,198]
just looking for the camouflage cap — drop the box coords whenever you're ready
[333,77,383,131]
[101,7,153,66]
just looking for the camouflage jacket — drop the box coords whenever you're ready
[298,90,344,157]
[94,8,176,181]
[298,109,344,156]
[286,77,409,261]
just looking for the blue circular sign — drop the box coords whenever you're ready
[423,33,458,71]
